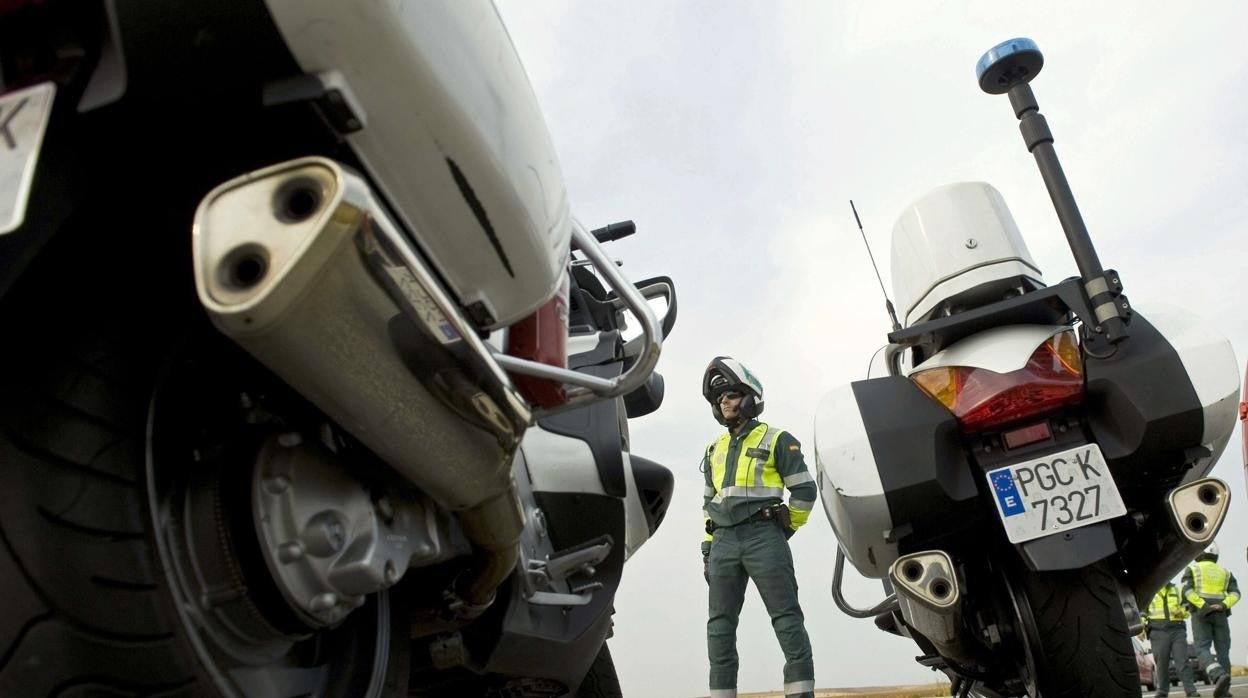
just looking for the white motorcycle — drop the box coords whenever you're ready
[814,39,1239,697]
[0,2,673,696]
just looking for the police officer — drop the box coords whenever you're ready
[1182,542,1240,697]
[1146,579,1200,697]
[700,357,817,698]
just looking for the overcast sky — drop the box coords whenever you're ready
[494,3,1248,696]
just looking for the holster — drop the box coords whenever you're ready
[772,503,792,532]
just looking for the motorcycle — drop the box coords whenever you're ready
[814,39,1239,697]
[0,2,674,696]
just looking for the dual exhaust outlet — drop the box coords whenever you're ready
[191,157,662,622]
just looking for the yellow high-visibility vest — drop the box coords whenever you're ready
[1146,583,1188,621]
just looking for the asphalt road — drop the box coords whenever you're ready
[1143,675,1248,696]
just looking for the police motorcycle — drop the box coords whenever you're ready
[0,2,675,696]
[814,39,1239,697]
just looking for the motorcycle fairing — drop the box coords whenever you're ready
[1084,311,1237,491]
[264,0,572,329]
[814,377,978,578]
[1121,310,1240,480]
[538,363,628,498]
[476,448,625,689]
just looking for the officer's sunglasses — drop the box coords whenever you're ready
[717,390,744,403]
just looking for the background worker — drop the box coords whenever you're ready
[1183,542,1240,697]
[700,357,817,698]
[1146,579,1200,697]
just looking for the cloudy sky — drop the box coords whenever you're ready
[495,2,1248,696]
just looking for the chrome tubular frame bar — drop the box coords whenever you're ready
[492,223,663,417]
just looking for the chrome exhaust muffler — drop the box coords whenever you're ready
[888,550,972,660]
[194,157,527,614]
[1130,477,1230,603]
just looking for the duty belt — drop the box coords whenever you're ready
[705,504,782,534]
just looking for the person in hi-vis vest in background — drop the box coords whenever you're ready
[1145,579,1199,697]
[1182,542,1239,697]
[700,357,817,698]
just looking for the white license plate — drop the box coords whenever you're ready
[0,82,56,236]
[986,443,1127,544]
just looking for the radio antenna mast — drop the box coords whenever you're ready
[850,200,901,332]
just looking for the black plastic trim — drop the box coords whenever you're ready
[1082,312,1204,497]
[482,492,624,687]
[888,278,1091,363]
[1018,521,1116,571]
[851,376,981,552]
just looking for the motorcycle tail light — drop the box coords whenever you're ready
[503,276,570,408]
[911,330,1083,433]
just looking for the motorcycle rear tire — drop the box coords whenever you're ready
[0,233,406,697]
[573,642,623,698]
[1012,560,1139,697]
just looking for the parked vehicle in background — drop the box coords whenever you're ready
[1172,645,1212,686]
[1134,636,1157,692]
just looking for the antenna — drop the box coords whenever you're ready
[849,200,901,332]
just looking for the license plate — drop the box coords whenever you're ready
[0,82,56,236]
[986,443,1126,544]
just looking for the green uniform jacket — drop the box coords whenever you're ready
[700,419,818,554]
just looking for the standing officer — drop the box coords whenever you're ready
[700,357,817,698]
[1183,542,1240,697]
[1146,579,1200,697]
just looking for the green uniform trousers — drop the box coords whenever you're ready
[1147,620,1198,696]
[1191,610,1232,682]
[707,519,814,698]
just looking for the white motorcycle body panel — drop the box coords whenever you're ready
[911,325,1067,376]
[264,0,571,328]
[891,182,1045,328]
[813,382,897,578]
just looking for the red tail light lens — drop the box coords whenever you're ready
[911,330,1084,433]
[504,276,570,408]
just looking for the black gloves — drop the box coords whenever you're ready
[703,553,710,585]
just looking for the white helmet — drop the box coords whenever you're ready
[1200,542,1220,561]
[703,356,764,425]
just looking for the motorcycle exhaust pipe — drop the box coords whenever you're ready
[888,551,972,661]
[193,157,530,615]
[1128,477,1230,604]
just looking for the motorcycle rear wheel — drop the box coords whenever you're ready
[0,231,407,696]
[573,642,623,698]
[1006,559,1139,697]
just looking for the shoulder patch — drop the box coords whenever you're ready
[788,444,800,451]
